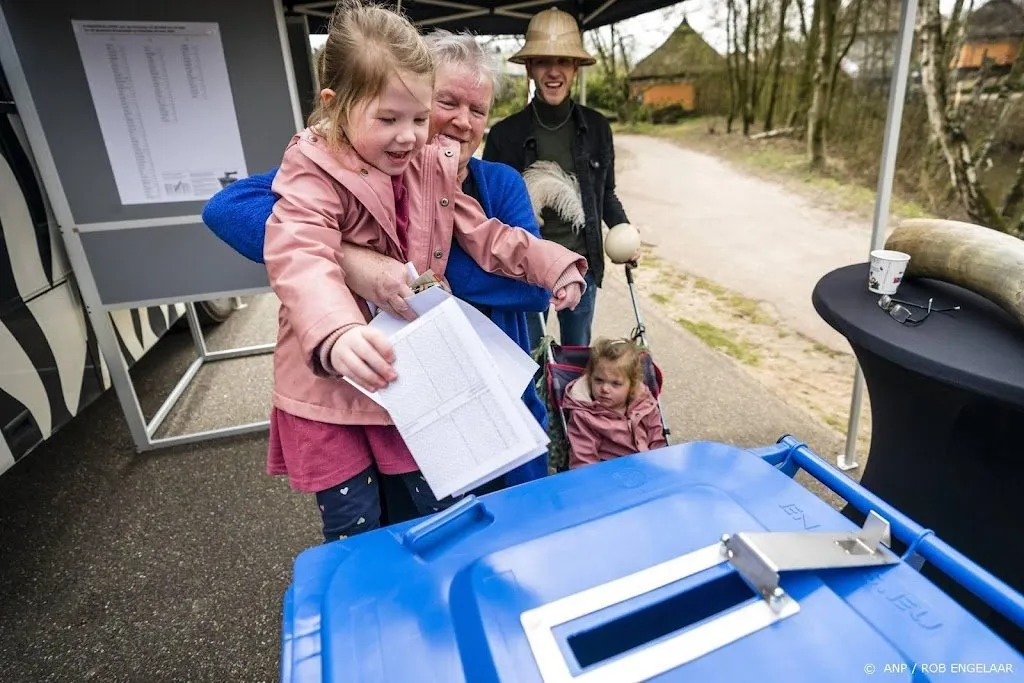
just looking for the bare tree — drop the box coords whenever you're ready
[807,0,839,169]
[918,0,1024,233]
[764,0,795,131]
[726,0,743,133]
[790,0,822,130]
[741,0,755,134]
[827,0,865,118]
[748,0,774,133]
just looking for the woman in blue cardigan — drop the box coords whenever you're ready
[202,30,550,497]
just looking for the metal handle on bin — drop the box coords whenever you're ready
[768,435,1024,631]
[401,495,486,555]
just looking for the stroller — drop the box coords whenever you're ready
[533,264,671,472]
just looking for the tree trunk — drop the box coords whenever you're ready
[742,0,754,135]
[827,0,863,120]
[747,0,765,133]
[999,150,1024,237]
[789,0,822,130]
[918,0,1004,229]
[807,0,838,169]
[764,0,794,131]
[726,0,739,133]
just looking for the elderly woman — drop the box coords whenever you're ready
[201,30,550,513]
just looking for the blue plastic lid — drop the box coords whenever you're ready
[283,441,1023,682]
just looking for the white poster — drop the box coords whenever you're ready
[71,20,248,205]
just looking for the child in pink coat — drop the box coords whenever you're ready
[564,339,667,469]
[263,0,587,542]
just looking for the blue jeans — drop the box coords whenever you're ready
[528,271,597,349]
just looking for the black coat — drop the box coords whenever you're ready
[483,101,629,287]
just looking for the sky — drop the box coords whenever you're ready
[308,1,722,69]
[308,0,965,73]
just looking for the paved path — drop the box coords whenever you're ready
[614,134,875,351]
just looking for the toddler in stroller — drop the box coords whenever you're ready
[563,338,668,468]
[534,262,672,471]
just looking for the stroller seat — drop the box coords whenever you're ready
[537,341,667,472]
[532,264,671,472]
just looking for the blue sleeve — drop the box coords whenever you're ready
[445,166,551,312]
[200,168,279,264]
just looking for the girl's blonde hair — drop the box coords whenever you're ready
[310,0,435,149]
[586,338,644,398]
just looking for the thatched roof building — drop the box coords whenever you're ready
[956,0,1024,72]
[628,19,725,82]
[965,0,1024,41]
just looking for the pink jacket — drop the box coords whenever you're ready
[263,129,587,426]
[564,376,667,469]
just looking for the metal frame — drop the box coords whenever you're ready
[128,300,274,451]
[839,0,919,470]
[0,0,293,453]
[0,432,15,473]
[292,0,622,28]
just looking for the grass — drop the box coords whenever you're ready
[810,341,846,359]
[676,275,771,325]
[693,277,727,297]
[649,292,672,305]
[724,294,771,325]
[675,317,761,366]
[823,413,848,433]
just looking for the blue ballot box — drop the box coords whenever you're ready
[280,437,1024,682]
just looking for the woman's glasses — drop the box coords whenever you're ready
[877,294,960,326]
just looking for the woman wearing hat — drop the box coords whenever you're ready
[484,7,637,349]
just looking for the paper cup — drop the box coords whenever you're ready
[868,250,910,295]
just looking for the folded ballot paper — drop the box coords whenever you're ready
[345,282,549,500]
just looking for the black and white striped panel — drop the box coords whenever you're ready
[0,76,184,472]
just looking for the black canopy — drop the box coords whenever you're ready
[285,0,685,36]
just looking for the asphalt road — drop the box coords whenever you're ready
[0,274,847,681]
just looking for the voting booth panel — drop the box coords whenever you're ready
[0,0,304,450]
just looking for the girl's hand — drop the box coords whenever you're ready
[329,326,397,391]
[551,282,583,311]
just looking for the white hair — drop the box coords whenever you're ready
[422,29,503,102]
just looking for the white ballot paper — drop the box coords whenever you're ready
[71,20,248,205]
[347,287,549,499]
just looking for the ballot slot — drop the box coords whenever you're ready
[521,543,800,683]
[562,569,757,670]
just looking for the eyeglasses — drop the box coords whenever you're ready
[877,295,960,325]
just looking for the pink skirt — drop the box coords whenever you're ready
[267,408,417,493]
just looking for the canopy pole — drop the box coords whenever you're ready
[839,0,918,471]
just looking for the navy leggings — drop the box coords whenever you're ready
[315,466,456,542]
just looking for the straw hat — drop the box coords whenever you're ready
[509,7,596,66]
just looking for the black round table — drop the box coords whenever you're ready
[813,263,1024,650]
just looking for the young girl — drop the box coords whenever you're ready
[262,0,587,542]
[564,339,668,469]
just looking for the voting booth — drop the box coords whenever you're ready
[0,0,306,450]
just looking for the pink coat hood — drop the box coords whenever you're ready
[563,375,667,468]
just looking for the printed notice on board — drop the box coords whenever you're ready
[71,21,248,205]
